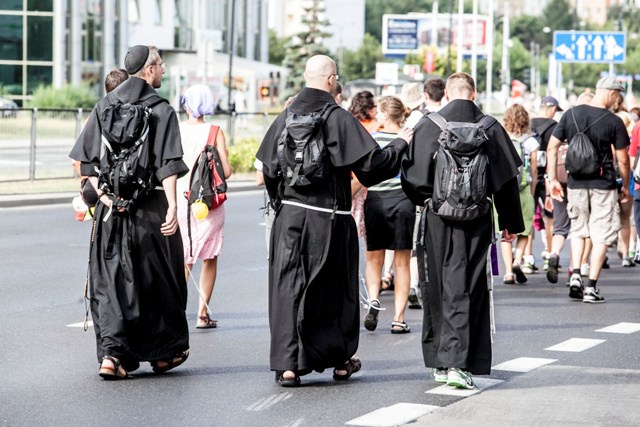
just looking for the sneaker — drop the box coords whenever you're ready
[521,262,535,274]
[546,254,560,284]
[602,256,610,269]
[583,286,605,304]
[433,368,448,383]
[569,274,583,300]
[364,299,380,331]
[543,258,549,271]
[622,257,635,267]
[580,263,590,277]
[635,252,640,265]
[408,287,422,309]
[447,368,475,389]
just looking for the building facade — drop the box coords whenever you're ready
[0,0,274,108]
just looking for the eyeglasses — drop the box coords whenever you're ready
[328,73,339,81]
[151,62,166,71]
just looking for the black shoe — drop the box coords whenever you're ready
[512,263,528,284]
[546,254,559,284]
[408,288,422,309]
[364,299,380,331]
[602,256,610,269]
[276,371,301,387]
[568,274,584,300]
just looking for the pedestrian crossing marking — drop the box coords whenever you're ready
[66,321,93,328]
[595,322,640,334]
[545,338,605,352]
[245,392,292,411]
[346,403,439,426]
[426,378,503,396]
[492,357,557,372]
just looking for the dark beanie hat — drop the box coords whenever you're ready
[124,45,149,74]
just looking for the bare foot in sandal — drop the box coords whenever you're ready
[152,350,190,374]
[99,356,128,380]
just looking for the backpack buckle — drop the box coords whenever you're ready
[294,151,303,163]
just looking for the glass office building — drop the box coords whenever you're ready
[0,0,268,106]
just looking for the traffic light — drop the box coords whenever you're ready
[523,68,531,87]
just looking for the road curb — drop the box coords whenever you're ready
[0,181,261,208]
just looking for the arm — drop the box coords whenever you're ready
[530,149,538,197]
[351,127,413,187]
[160,175,178,236]
[546,135,564,202]
[616,147,631,203]
[494,177,525,235]
[351,173,363,197]
[216,130,232,179]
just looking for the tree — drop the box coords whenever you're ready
[282,0,332,97]
[268,29,288,65]
[340,33,385,81]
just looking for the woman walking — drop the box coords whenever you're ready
[177,85,232,328]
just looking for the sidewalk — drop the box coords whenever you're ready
[0,174,259,208]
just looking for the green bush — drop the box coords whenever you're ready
[27,84,98,109]
[228,137,260,173]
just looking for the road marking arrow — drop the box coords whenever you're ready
[592,35,604,60]
[576,35,588,59]
[555,43,573,60]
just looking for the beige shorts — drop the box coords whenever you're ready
[567,188,620,245]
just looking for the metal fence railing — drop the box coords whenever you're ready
[0,108,279,182]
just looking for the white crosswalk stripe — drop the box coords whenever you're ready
[492,357,557,372]
[346,403,439,426]
[596,322,640,334]
[545,338,605,352]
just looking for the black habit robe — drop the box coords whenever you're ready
[401,99,524,375]
[257,87,408,374]
[69,77,190,370]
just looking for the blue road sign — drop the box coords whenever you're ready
[553,31,626,63]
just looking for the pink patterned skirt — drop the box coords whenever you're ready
[177,195,225,264]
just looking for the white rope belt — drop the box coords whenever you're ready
[281,200,351,215]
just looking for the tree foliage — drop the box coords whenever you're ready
[268,29,288,65]
[27,84,97,109]
[340,33,385,81]
[282,0,332,97]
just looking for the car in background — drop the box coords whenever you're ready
[0,97,18,118]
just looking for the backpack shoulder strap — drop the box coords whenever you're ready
[478,115,497,129]
[320,103,341,121]
[207,125,220,147]
[534,119,555,137]
[427,112,448,130]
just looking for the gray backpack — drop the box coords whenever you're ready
[428,112,496,222]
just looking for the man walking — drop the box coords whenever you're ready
[70,45,190,379]
[401,72,523,389]
[256,55,413,387]
[547,76,631,303]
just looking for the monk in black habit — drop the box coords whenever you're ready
[401,73,523,388]
[70,46,190,379]
[257,55,414,387]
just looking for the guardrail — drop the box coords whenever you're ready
[0,108,278,182]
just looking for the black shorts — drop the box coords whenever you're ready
[364,189,415,251]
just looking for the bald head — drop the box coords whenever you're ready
[304,55,337,92]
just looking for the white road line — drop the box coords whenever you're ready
[392,336,415,346]
[596,322,640,334]
[245,392,292,411]
[545,338,605,352]
[426,377,503,397]
[66,321,93,328]
[346,403,439,427]
[492,357,557,372]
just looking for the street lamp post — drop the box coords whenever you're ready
[227,0,236,113]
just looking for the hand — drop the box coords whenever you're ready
[161,205,178,236]
[544,196,554,213]
[549,179,564,202]
[100,194,126,213]
[501,229,516,243]
[398,127,414,144]
[619,187,630,203]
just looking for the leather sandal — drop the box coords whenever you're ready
[276,371,301,387]
[98,355,129,380]
[391,321,411,334]
[333,356,362,381]
[196,314,217,329]
[152,350,189,374]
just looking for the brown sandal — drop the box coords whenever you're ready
[196,315,217,329]
[152,350,190,374]
[333,356,362,381]
[98,355,129,380]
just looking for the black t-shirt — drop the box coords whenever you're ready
[532,117,557,179]
[552,104,629,189]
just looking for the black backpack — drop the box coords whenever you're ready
[564,108,607,176]
[276,103,339,188]
[428,112,496,222]
[97,92,165,209]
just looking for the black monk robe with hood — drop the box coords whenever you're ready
[401,99,524,375]
[69,76,190,370]
[257,87,409,375]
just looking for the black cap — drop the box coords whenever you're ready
[541,96,563,111]
[124,45,149,75]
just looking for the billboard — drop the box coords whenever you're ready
[382,13,488,58]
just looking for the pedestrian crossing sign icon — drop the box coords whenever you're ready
[553,31,626,63]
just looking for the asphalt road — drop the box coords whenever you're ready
[1,191,640,426]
